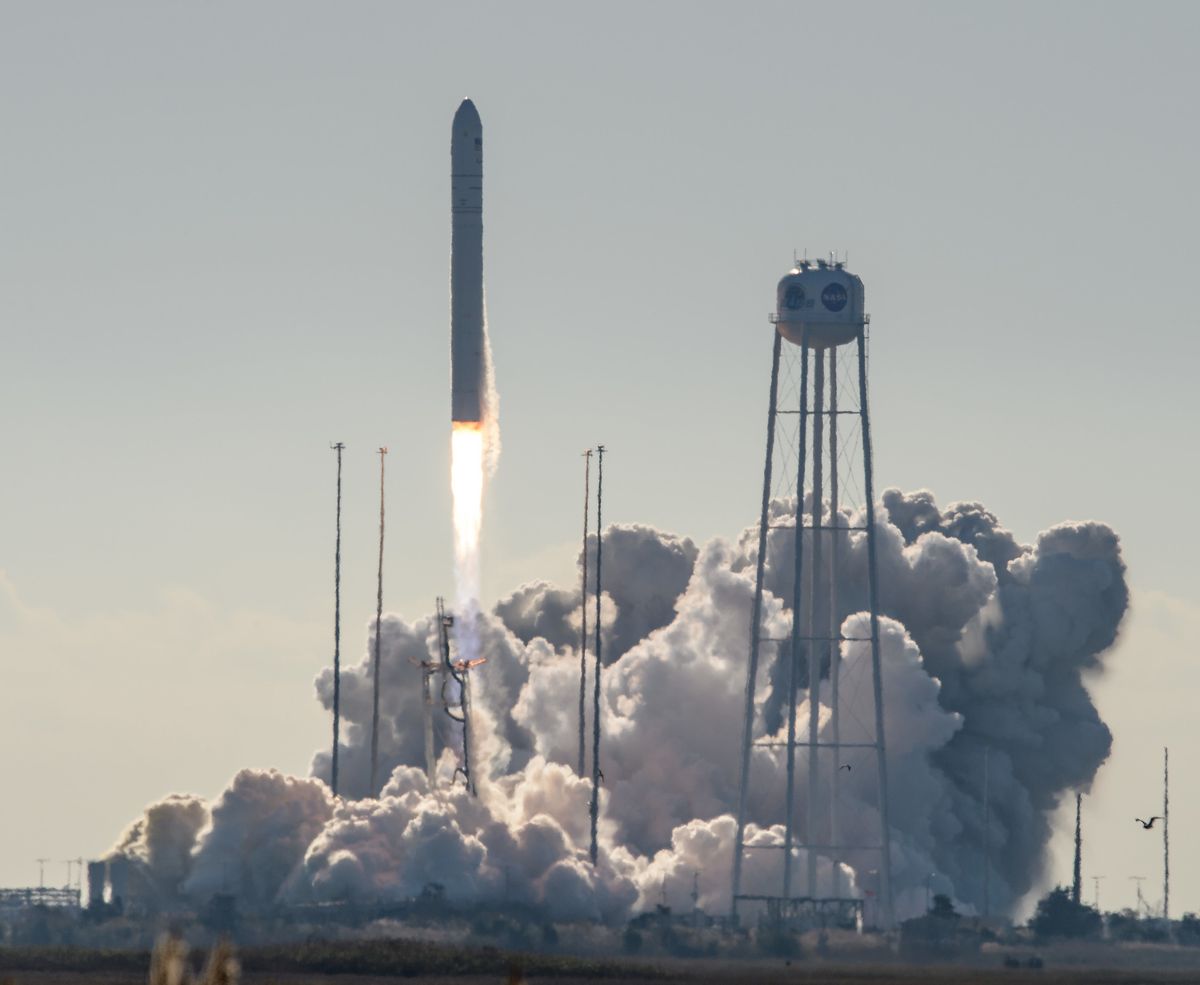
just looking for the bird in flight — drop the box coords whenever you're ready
[839,764,852,772]
[1135,817,1164,829]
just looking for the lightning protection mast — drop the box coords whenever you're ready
[330,441,345,797]
[369,446,388,795]
[578,448,592,777]
[1163,746,1169,920]
[730,257,894,930]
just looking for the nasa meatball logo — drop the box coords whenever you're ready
[821,283,848,312]
[783,285,806,310]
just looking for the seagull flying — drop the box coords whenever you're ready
[1135,817,1164,829]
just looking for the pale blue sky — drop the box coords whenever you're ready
[1,1,1197,914]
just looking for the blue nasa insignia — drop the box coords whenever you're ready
[784,285,806,310]
[821,283,848,312]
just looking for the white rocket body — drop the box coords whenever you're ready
[451,99,484,424]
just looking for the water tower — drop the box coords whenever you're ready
[730,257,894,928]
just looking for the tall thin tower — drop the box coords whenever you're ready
[578,448,592,777]
[369,446,388,795]
[1163,746,1169,920]
[330,441,345,796]
[730,258,894,928]
[589,444,605,866]
[1072,792,1082,906]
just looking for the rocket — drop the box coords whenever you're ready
[451,98,484,424]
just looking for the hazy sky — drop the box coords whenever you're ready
[1,1,1197,916]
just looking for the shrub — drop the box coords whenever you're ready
[1030,887,1101,939]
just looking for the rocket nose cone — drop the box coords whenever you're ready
[453,98,481,128]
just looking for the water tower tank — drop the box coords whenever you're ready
[772,260,865,348]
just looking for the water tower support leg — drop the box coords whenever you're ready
[731,329,782,918]
[858,324,894,928]
[783,336,811,901]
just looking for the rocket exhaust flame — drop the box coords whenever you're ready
[451,422,485,660]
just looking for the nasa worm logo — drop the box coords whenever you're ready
[821,283,848,312]
[783,285,806,310]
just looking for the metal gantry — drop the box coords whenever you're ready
[437,596,485,795]
[730,320,894,929]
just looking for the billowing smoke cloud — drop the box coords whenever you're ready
[182,769,334,903]
[107,794,209,904]
[109,490,1126,923]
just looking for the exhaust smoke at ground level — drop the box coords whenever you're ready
[108,489,1126,924]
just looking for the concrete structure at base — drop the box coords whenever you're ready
[87,861,106,908]
[730,257,895,929]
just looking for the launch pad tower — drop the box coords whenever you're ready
[730,259,894,928]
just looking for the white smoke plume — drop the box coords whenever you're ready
[107,795,209,904]
[109,489,1126,922]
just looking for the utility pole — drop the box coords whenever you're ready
[36,858,49,889]
[369,446,388,795]
[330,441,345,797]
[64,857,83,891]
[1092,875,1105,912]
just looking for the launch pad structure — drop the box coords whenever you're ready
[731,258,895,929]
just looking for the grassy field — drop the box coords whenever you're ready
[8,967,1200,985]
[6,941,1200,985]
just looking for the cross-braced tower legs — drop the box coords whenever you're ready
[731,265,894,929]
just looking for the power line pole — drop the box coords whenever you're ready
[369,446,388,795]
[330,441,345,797]
[1092,875,1105,912]
[589,444,605,866]
[578,449,592,777]
[36,858,48,889]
